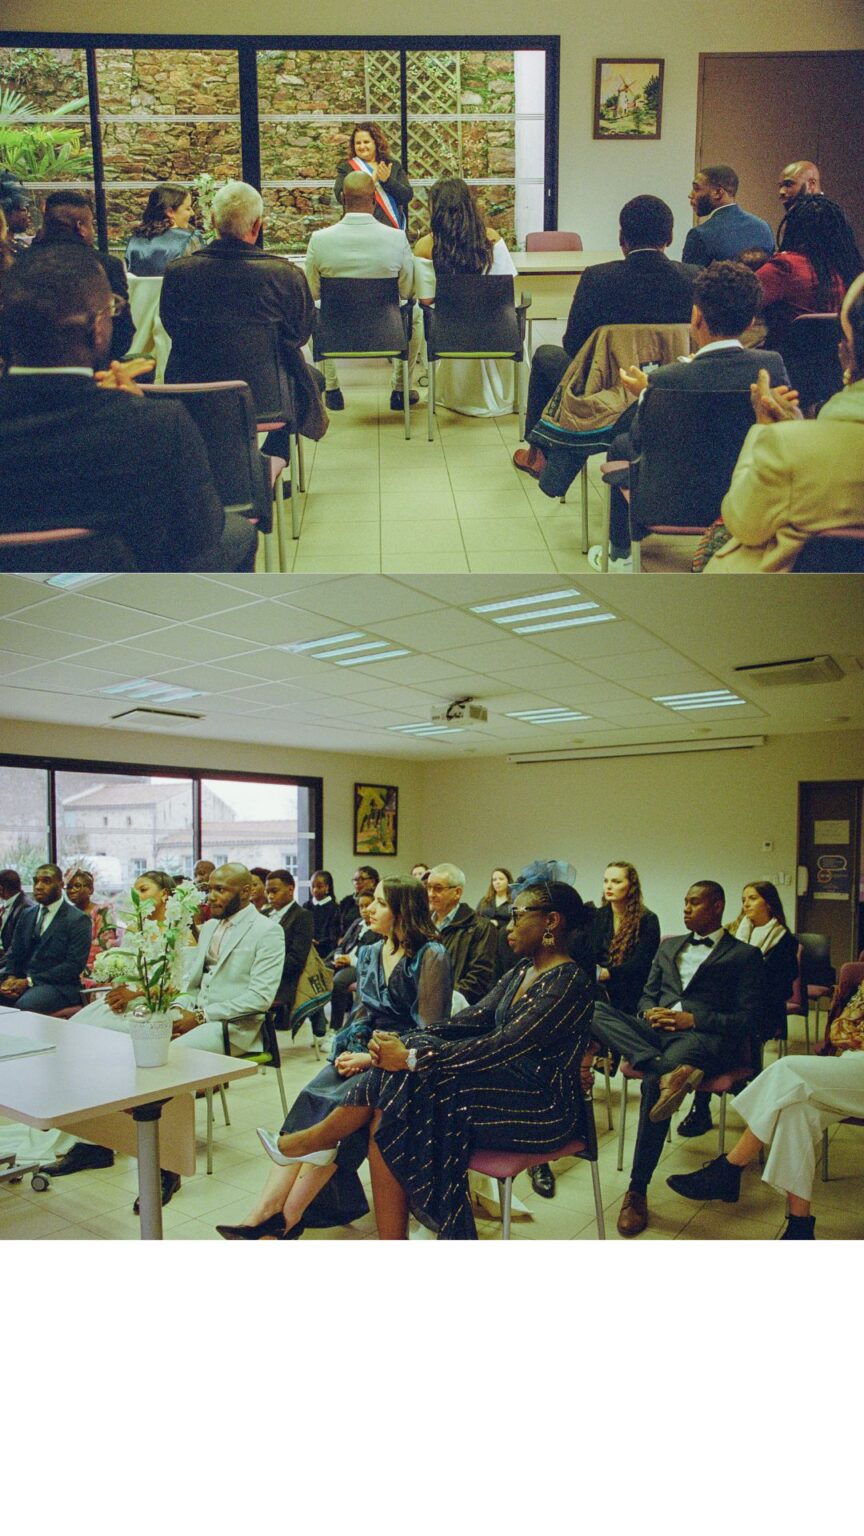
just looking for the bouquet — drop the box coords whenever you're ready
[91,880,200,1015]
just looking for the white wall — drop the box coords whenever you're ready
[0,718,425,898]
[418,729,864,933]
[5,2,864,249]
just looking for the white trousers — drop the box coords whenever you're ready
[733,1053,864,1201]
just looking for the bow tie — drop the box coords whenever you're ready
[687,936,713,948]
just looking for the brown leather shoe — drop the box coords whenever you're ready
[617,1191,648,1236]
[513,445,546,480]
[649,1064,705,1123]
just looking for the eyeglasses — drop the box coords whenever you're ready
[425,882,455,894]
[510,905,552,923]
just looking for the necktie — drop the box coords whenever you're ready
[35,906,47,936]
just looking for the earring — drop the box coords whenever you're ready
[542,928,555,948]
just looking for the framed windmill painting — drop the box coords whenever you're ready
[593,59,664,140]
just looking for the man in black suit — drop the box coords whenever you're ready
[591,260,791,568]
[161,179,326,456]
[264,869,314,1016]
[36,191,135,360]
[591,881,764,1236]
[0,869,35,961]
[0,863,91,1013]
[514,195,698,478]
[0,244,257,572]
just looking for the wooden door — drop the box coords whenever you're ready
[797,780,862,969]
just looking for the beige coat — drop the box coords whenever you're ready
[539,322,691,434]
[705,379,864,573]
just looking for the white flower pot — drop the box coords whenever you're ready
[128,1010,174,1069]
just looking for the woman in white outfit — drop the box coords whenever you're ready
[666,978,864,1237]
[413,177,518,417]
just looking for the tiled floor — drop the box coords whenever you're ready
[266,359,694,576]
[2,1012,860,1241]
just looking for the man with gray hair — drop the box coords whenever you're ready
[160,179,327,448]
[424,862,499,1005]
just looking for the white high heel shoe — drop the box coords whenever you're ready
[257,1128,337,1168]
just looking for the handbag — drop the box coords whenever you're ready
[291,944,333,1012]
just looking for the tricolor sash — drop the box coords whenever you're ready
[349,156,405,229]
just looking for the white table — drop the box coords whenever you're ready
[0,1010,257,1239]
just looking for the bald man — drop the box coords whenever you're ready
[170,863,285,1053]
[778,160,822,214]
[304,170,419,411]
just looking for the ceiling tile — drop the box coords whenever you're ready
[93,575,264,621]
[271,576,444,624]
[29,593,175,641]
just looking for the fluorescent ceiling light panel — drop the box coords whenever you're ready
[279,632,364,653]
[388,724,465,736]
[470,589,582,615]
[507,708,591,723]
[43,574,110,590]
[335,649,411,667]
[514,613,617,635]
[654,689,746,711]
[99,679,204,703]
[312,641,395,660]
[493,602,599,625]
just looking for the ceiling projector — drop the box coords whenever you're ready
[431,698,489,725]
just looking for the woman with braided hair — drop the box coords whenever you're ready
[756,193,863,350]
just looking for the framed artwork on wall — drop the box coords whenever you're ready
[593,59,664,140]
[354,783,398,857]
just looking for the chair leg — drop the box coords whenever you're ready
[296,434,306,494]
[263,528,277,573]
[272,472,287,568]
[821,1127,830,1181]
[218,1084,230,1127]
[631,540,642,573]
[804,1007,811,1053]
[718,1093,728,1155]
[289,432,302,540]
[617,1076,628,1171]
[590,1159,606,1239]
[205,1087,214,1175]
[427,360,436,441]
[516,358,525,441]
[581,463,596,562]
[275,1066,288,1121]
[500,1175,513,1240]
[402,359,411,440]
[599,470,612,561]
[602,1054,613,1132]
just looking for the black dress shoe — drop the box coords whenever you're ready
[43,1142,115,1176]
[390,389,419,410]
[325,388,345,410]
[133,1169,181,1214]
[530,1163,556,1198]
[215,1212,290,1240]
[677,1100,714,1137]
[666,1155,741,1204]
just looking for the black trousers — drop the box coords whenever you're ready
[329,963,358,1032]
[525,344,571,436]
[592,1001,737,1190]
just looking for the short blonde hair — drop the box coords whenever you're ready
[211,180,263,239]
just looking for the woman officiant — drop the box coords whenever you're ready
[334,122,413,230]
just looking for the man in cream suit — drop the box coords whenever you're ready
[304,170,419,411]
[171,864,285,1054]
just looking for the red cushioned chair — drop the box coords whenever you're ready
[469,1086,604,1238]
[524,231,583,252]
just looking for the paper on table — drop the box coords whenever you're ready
[0,1033,57,1062]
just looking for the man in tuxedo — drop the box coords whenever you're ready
[591,260,791,568]
[592,880,764,1236]
[338,865,379,930]
[304,171,419,412]
[0,244,257,572]
[682,165,774,266]
[514,195,698,478]
[161,179,326,454]
[0,863,91,1013]
[264,869,314,1016]
[36,190,134,359]
[0,870,35,961]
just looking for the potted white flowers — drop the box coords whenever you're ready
[92,879,201,1067]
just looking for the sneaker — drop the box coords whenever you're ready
[666,1154,742,1204]
[390,389,419,410]
[324,388,345,411]
[587,544,634,573]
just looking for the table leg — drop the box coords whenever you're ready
[131,1100,168,1240]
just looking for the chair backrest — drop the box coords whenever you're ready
[315,276,408,357]
[631,388,755,532]
[141,380,271,531]
[0,525,138,572]
[785,944,805,1015]
[797,931,834,988]
[778,313,843,413]
[792,526,864,573]
[424,273,523,358]
[525,231,583,252]
[165,321,295,425]
[260,1007,282,1068]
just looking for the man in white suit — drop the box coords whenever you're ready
[304,170,420,411]
[171,864,285,1054]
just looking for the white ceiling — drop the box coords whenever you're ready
[0,573,862,760]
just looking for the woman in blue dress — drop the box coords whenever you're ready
[125,184,201,275]
[216,877,451,1239]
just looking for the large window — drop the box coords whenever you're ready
[0,756,321,903]
[1,35,557,254]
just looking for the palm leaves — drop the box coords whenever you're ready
[0,90,92,181]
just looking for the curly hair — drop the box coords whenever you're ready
[602,861,648,965]
[132,183,191,240]
[379,877,437,957]
[777,194,863,306]
[429,177,494,276]
[350,121,391,164]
